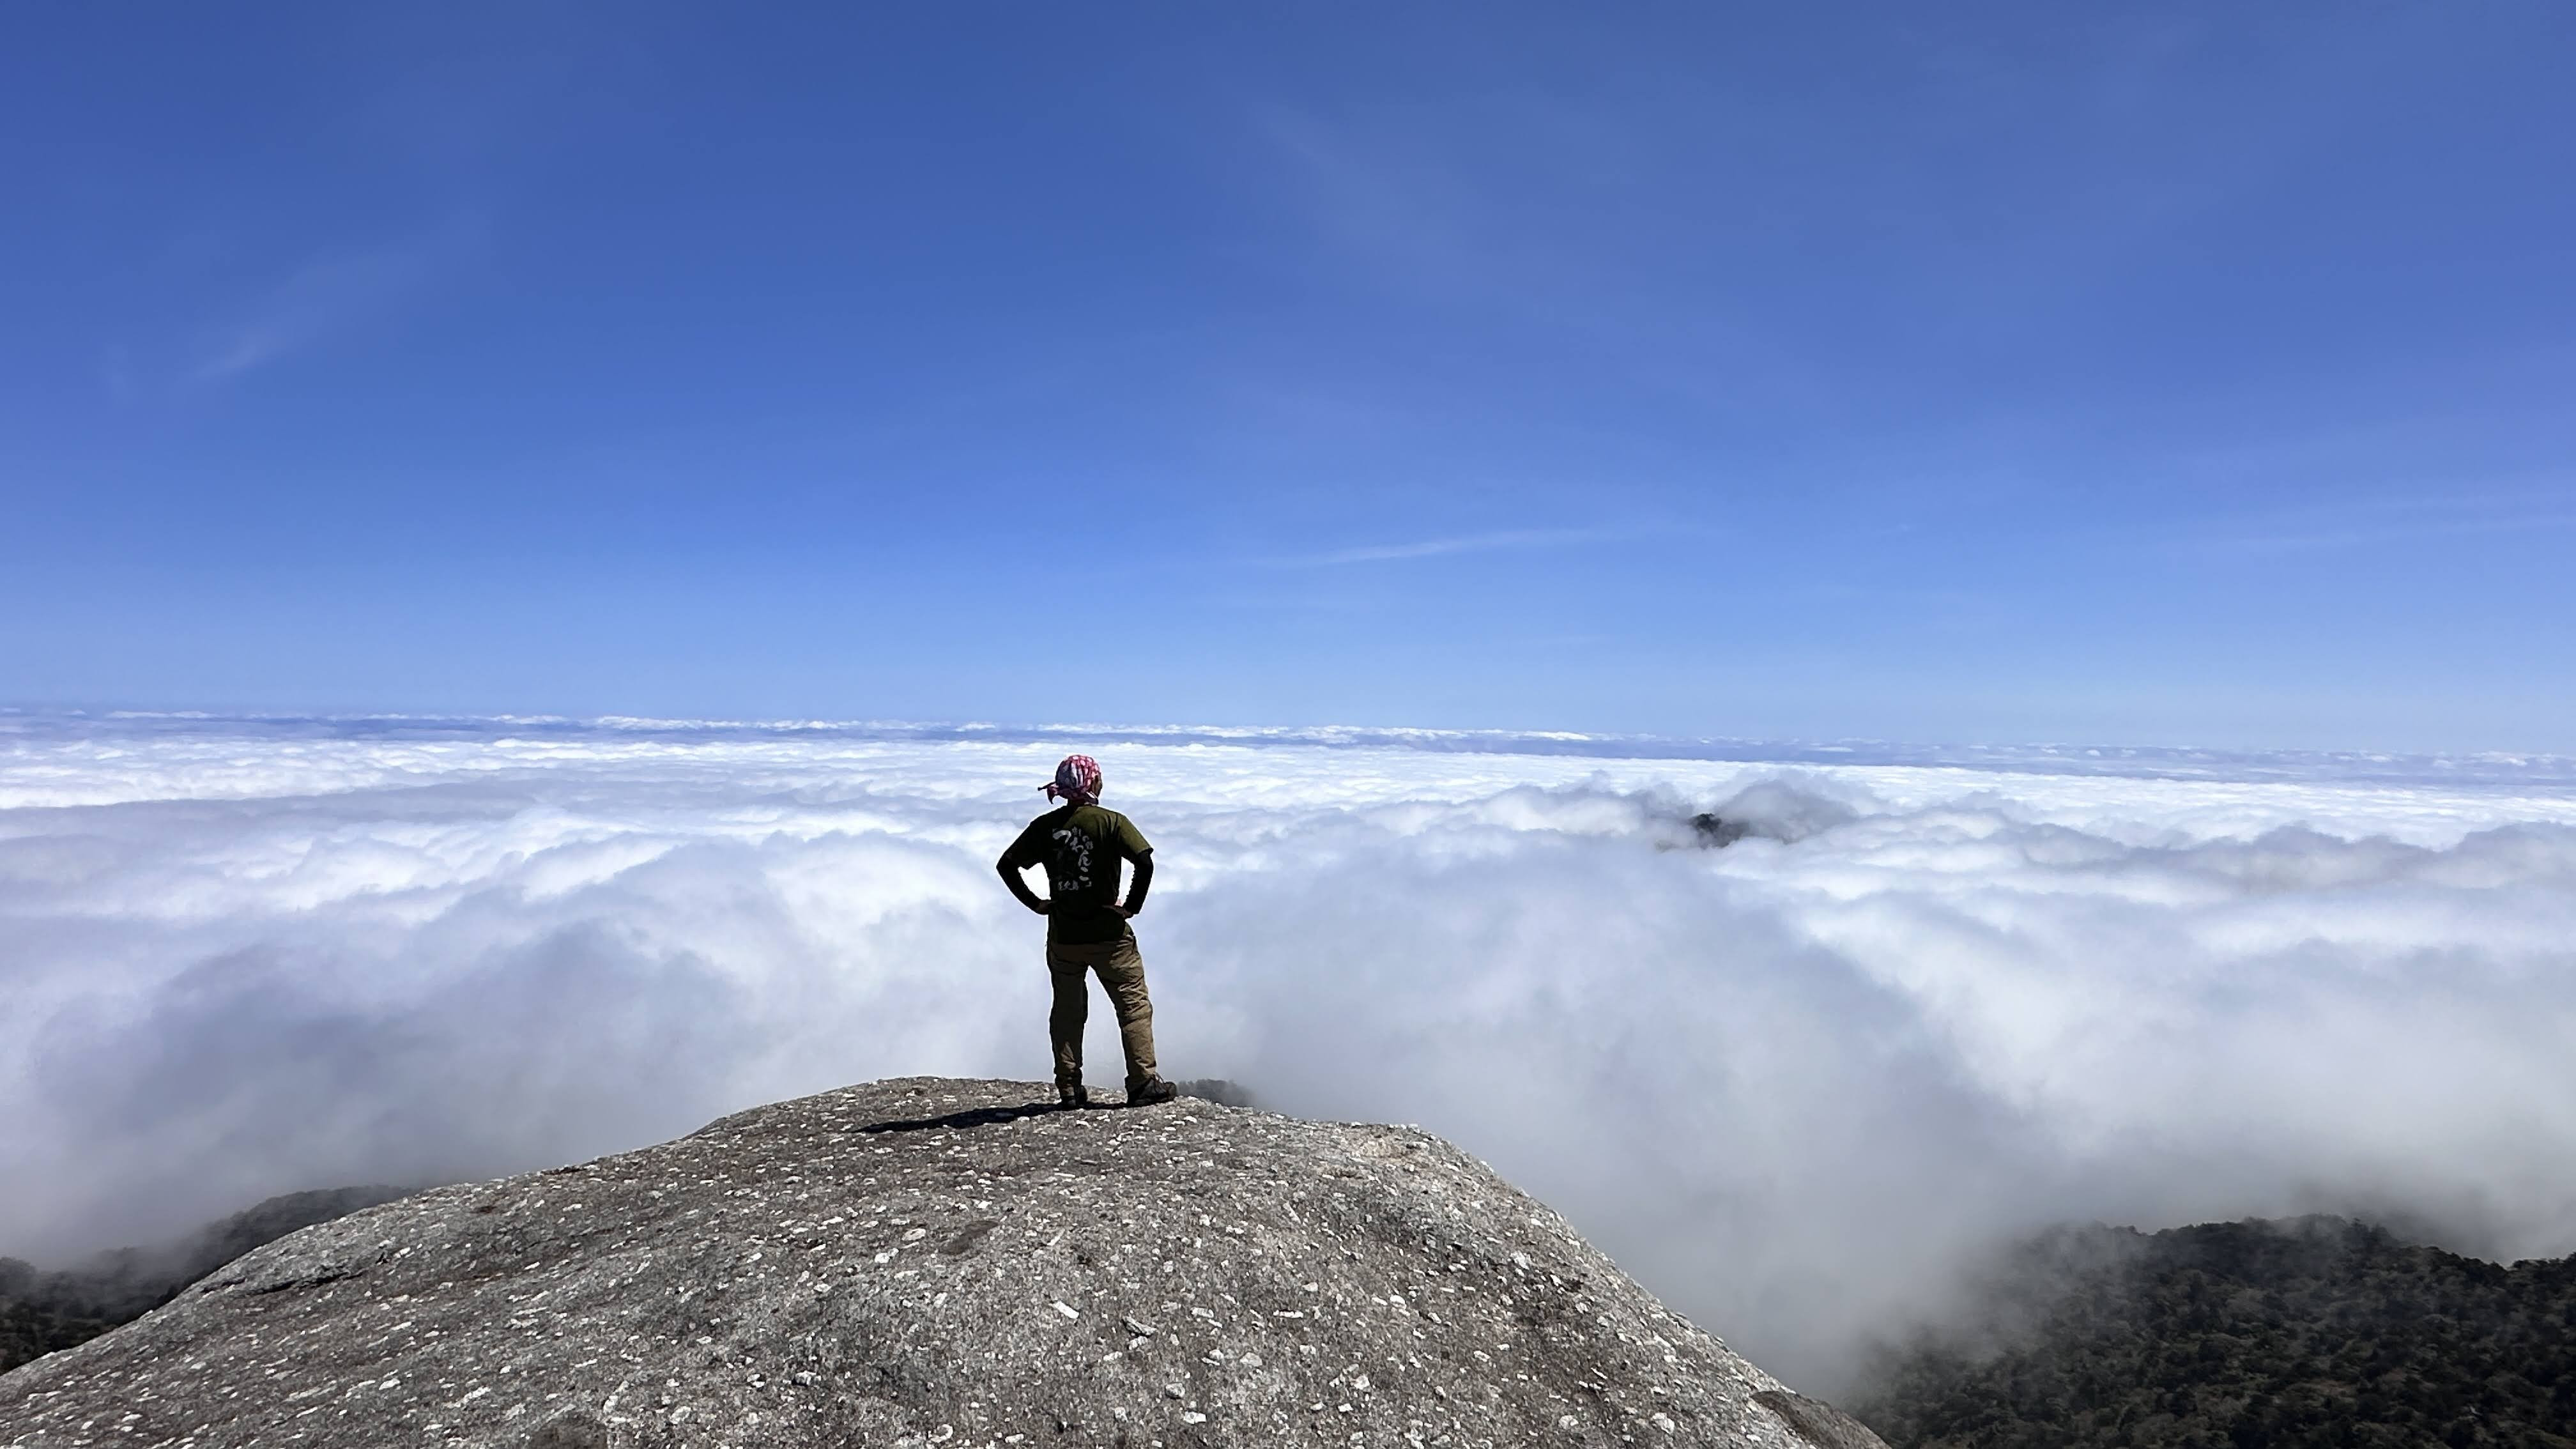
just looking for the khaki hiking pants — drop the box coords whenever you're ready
[1046,929,1158,1088]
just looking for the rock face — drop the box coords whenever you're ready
[1,1077,1883,1448]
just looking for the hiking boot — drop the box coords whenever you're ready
[1057,1082,1089,1110]
[1125,1077,1180,1107]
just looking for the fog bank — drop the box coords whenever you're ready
[4,713,2572,1393]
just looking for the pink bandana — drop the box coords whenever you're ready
[1044,754,1102,805]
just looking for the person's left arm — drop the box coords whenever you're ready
[999,857,1051,916]
[996,823,1050,917]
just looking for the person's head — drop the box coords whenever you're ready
[1043,754,1102,806]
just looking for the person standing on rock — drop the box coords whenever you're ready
[997,754,1180,1110]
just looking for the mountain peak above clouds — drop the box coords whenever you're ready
[0,1077,1883,1448]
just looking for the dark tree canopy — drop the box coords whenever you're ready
[1,1187,406,1375]
[1853,1217,2576,1449]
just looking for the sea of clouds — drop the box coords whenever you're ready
[4,710,2574,1392]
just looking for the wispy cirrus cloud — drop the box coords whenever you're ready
[2186,486,2576,558]
[1274,526,1617,568]
[193,222,479,383]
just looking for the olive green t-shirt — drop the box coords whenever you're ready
[1002,803,1153,945]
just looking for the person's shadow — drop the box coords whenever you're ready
[859,1100,1064,1135]
[855,1080,1251,1135]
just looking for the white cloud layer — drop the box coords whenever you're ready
[4,713,2574,1392]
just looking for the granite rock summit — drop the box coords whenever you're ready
[1,1077,1883,1448]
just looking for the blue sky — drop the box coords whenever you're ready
[4,3,2572,751]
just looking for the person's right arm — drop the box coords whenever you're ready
[1116,852,1153,917]
[1112,813,1154,917]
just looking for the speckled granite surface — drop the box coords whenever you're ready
[1,1077,1882,1448]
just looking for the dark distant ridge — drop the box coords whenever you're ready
[1,1185,410,1374]
[1852,1215,2576,1448]
[10,707,2573,790]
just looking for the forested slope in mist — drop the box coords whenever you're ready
[0,1187,406,1374]
[1855,1217,2576,1448]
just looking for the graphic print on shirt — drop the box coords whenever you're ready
[1050,825,1098,893]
